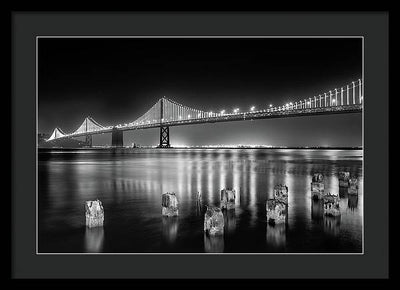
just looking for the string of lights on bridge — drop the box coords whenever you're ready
[47,79,363,141]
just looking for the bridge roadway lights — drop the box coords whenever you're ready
[111,127,124,147]
[158,126,171,148]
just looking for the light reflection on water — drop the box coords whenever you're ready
[38,148,362,253]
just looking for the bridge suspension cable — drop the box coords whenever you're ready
[47,127,66,141]
[73,116,105,134]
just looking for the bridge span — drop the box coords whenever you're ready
[45,79,363,148]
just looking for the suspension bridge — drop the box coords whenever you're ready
[45,79,363,148]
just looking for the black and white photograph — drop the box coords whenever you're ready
[37,36,363,254]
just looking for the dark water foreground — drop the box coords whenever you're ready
[38,148,363,253]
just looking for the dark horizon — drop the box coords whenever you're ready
[38,37,362,147]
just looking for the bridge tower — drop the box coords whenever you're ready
[84,118,92,147]
[158,97,171,148]
[111,127,124,147]
[85,135,93,147]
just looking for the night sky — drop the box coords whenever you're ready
[38,38,362,147]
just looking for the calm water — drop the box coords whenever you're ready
[38,148,363,253]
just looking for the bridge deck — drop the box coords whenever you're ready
[52,104,362,140]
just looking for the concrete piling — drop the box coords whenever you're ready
[266,199,288,225]
[348,177,358,195]
[162,192,179,217]
[85,199,104,228]
[266,184,289,225]
[273,184,288,204]
[338,171,350,187]
[323,193,341,217]
[311,173,325,200]
[204,206,224,235]
[220,188,236,210]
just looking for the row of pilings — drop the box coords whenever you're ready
[83,171,359,251]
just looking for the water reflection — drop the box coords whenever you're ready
[348,194,358,210]
[162,216,179,244]
[324,216,341,236]
[204,233,224,253]
[223,209,236,234]
[266,223,286,249]
[311,199,324,222]
[339,187,348,198]
[196,195,203,216]
[84,227,104,253]
[39,149,363,253]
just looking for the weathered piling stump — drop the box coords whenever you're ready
[204,206,224,235]
[311,173,325,200]
[220,188,236,210]
[338,171,350,187]
[348,177,358,195]
[266,184,289,225]
[274,184,288,204]
[323,193,341,217]
[266,199,288,225]
[161,192,179,217]
[85,199,104,228]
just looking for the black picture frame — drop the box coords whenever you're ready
[11,11,389,279]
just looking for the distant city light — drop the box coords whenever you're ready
[220,110,225,114]
[269,104,273,108]
[188,115,191,118]
[233,108,240,113]
[250,106,255,111]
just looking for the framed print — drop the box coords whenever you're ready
[12,11,389,279]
